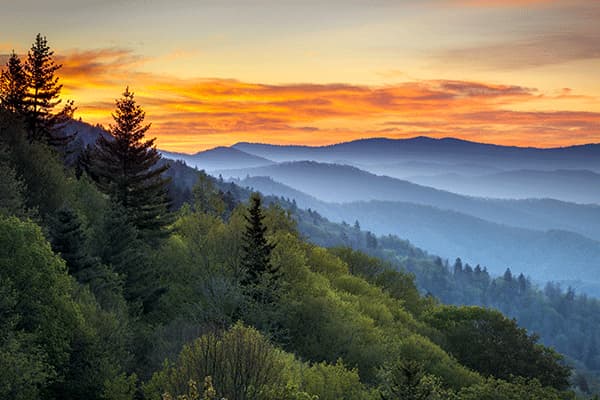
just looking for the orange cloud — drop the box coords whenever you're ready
[5,48,600,152]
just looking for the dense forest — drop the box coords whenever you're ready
[0,34,593,399]
[281,206,600,395]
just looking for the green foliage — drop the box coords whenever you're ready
[145,323,373,400]
[457,377,576,400]
[0,216,79,382]
[379,360,456,400]
[241,193,278,292]
[0,139,28,217]
[102,373,137,400]
[0,276,52,400]
[0,112,71,218]
[192,173,226,217]
[144,323,294,400]
[49,205,98,276]
[94,202,163,313]
[425,305,572,390]
[300,360,374,400]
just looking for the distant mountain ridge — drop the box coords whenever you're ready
[232,136,600,171]
[160,146,274,171]
[219,160,600,242]
[409,169,600,204]
[238,175,600,285]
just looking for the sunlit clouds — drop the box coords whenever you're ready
[43,48,599,152]
[1,0,599,151]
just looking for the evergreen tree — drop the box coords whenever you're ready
[96,202,164,313]
[49,205,96,277]
[23,34,75,147]
[89,87,171,242]
[453,258,463,276]
[0,51,28,115]
[241,193,278,297]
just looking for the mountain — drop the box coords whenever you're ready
[408,169,600,204]
[63,119,109,147]
[238,175,600,285]
[233,136,600,171]
[361,160,505,179]
[219,161,600,242]
[160,146,274,171]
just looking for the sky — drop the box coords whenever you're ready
[1,0,599,152]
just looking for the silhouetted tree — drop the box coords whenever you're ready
[0,51,28,115]
[89,87,171,242]
[24,34,75,147]
[453,258,463,276]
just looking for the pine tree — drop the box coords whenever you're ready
[241,193,278,295]
[49,205,97,277]
[0,51,28,115]
[24,34,75,146]
[89,87,171,242]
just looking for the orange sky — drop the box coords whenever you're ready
[1,0,599,152]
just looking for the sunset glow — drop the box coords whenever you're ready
[1,0,599,152]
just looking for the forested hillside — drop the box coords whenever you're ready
[0,35,591,399]
[276,204,600,395]
[236,175,600,286]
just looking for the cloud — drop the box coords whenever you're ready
[439,32,600,69]
[436,1,600,69]
[14,47,600,151]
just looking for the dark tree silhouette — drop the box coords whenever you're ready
[24,34,75,147]
[0,51,28,115]
[89,87,171,242]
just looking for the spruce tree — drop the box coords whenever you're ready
[24,34,75,146]
[89,87,171,242]
[0,51,28,115]
[49,205,97,277]
[241,193,278,296]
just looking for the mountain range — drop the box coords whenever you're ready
[236,175,600,285]
[72,123,600,290]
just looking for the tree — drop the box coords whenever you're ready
[95,202,164,313]
[425,305,571,390]
[240,193,278,296]
[89,87,171,242]
[0,51,28,115]
[144,323,290,400]
[379,360,454,400]
[24,34,75,147]
[0,216,80,399]
[49,205,96,276]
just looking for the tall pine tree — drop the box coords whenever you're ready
[89,87,171,242]
[24,34,75,147]
[241,193,278,297]
[0,51,28,115]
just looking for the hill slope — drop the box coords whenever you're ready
[233,136,600,171]
[239,175,600,284]
[222,161,600,242]
[161,146,274,171]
